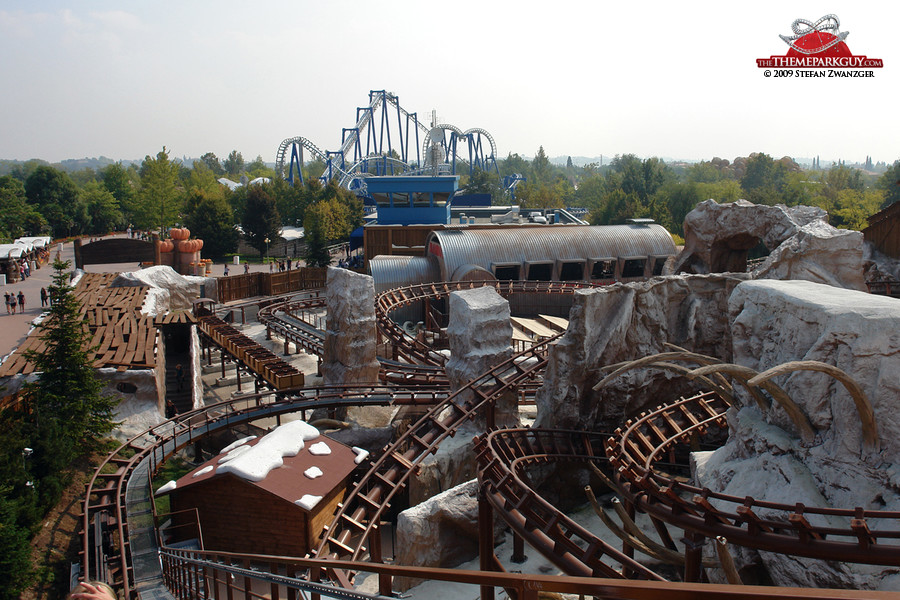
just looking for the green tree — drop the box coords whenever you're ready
[23,259,117,509]
[303,219,332,268]
[0,176,46,239]
[831,189,884,230]
[138,147,182,234]
[241,185,281,256]
[183,188,238,260]
[24,165,83,237]
[80,181,123,234]
[460,166,501,201]
[531,146,552,185]
[200,152,225,177]
[0,488,33,600]
[223,150,245,178]
[247,155,274,179]
[101,163,138,226]
[877,160,900,209]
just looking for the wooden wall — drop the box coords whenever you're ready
[864,201,900,259]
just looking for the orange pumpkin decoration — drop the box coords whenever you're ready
[194,239,204,251]
[170,227,191,240]
[159,240,174,253]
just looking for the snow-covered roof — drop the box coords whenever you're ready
[217,177,241,191]
[16,236,51,248]
[281,226,305,241]
[0,244,25,259]
[159,420,360,511]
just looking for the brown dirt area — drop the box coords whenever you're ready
[22,451,106,600]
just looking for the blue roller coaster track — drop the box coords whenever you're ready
[275,90,509,195]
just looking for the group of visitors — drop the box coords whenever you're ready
[4,291,25,314]
[337,254,363,269]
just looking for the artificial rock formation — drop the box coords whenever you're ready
[694,280,900,590]
[445,285,515,423]
[409,286,516,505]
[395,480,503,591]
[535,274,744,432]
[675,199,866,291]
[110,265,216,314]
[321,267,379,386]
[752,221,867,291]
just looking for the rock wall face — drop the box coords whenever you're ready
[445,286,514,422]
[675,199,867,291]
[535,274,744,432]
[394,479,504,591]
[676,200,827,274]
[694,280,900,589]
[752,221,867,291]
[321,267,379,385]
[109,265,215,314]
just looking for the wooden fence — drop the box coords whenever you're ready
[216,268,329,303]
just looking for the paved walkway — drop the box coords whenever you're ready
[0,236,299,364]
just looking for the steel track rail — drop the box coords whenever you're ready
[374,280,601,367]
[475,427,664,580]
[313,334,563,587]
[80,385,450,598]
[606,391,900,566]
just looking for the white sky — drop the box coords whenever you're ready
[0,1,897,165]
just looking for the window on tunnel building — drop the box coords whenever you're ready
[493,263,521,281]
[590,258,616,280]
[526,262,553,281]
[558,260,586,281]
[621,257,647,279]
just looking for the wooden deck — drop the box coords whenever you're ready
[0,273,156,377]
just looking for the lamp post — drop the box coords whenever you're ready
[264,237,270,264]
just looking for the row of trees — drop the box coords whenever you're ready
[4,146,899,261]
[0,261,118,599]
[461,149,900,236]
[0,149,363,266]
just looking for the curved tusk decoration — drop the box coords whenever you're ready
[689,363,771,411]
[748,361,880,454]
[688,363,817,445]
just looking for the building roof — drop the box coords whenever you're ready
[163,423,360,511]
[427,223,677,281]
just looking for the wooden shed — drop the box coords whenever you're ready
[161,424,361,557]
[864,201,900,259]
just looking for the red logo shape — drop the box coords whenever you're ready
[757,14,883,69]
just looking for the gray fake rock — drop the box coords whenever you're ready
[535,274,743,432]
[445,286,516,426]
[321,267,379,386]
[409,430,477,507]
[752,221,867,291]
[110,265,215,315]
[394,480,503,591]
[675,200,826,274]
[729,279,900,463]
[694,280,900,589]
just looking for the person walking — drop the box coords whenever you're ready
[224,264,230,276]
[8,292,17,314]
[243,263,249,275]
[17,290,25,312]
[4,292,10,315]
[175,363,185,391]
[40,287,48,307]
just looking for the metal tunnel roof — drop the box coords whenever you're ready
[426,224,676,281]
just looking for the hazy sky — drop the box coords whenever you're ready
[0,1,896,165]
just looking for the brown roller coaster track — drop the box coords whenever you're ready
[79,281,899,600]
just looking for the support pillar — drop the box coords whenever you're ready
[369,524,392,596]
[682,531,705,583]
[478,486,495,600]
